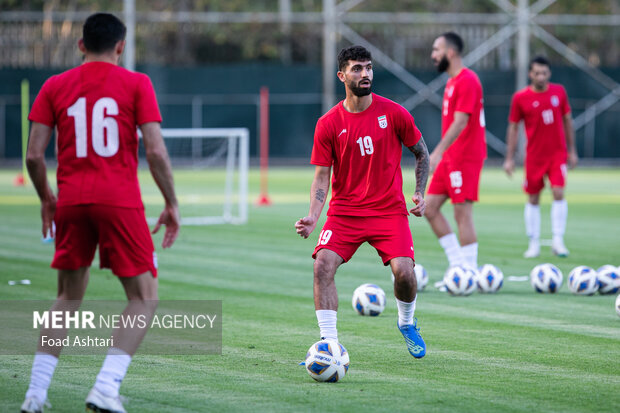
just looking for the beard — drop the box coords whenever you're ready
[348,80,372,97]
[436,56,449,73]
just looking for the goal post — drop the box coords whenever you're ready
[140,128,249,226]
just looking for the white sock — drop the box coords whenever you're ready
[461,242,478,269]
[524,203,541,243]
[438,233,465,267]
[315,310,338,341]
[551,200,567,242]
[94,348,132,397]
[396,297,416,327]
[25,352,58,402]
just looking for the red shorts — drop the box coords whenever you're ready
[52,205,157,278]
[312,214,414,265]
[428,160,484,204]
[524,156,567,194]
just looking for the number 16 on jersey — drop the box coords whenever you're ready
[68,97,120,158]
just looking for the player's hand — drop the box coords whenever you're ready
[568,149,578,169]
[429,152,441,173]
[295,216,317,239]
[40,195,57,238]
[503,158,515,177]
[410,192,426,217]
[152,203,180,248]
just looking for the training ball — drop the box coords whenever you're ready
[596,266,620,295]
[616,294,620,317]
[476,264,504,293]
[414,264,429,292]
[597,265,616,274]
[443,266,477,296]
[530,263,563,293]
[352,283,386,316]
[568,266,598,295]
[305,339,349,382]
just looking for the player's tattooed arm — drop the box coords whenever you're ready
[315,188,326,203]
[408,138,430,196]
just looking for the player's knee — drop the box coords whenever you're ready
[314,256,337,280]
[424,204,439,220]
[126,287,158,302]
[454,205,473,224]
[551,187,564,200]
[392,262,414,283]
[528,193,541,205]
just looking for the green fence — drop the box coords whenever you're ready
[1,65,618,160]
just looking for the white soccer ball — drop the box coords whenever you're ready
[476,264,504,293]
[352,283,386,316]
[530,263,563,293]
[443,266,477,296]
[597,265,617,274]
[414,264,429,292]
[568,266,598,295]
[597,267,620,295]
[616,294,620,317]
[305,339,349,382]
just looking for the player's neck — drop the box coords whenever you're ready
[529,84,549,93]
[447,60,464,78]
[342,93,373,113]
[82,53,121,66]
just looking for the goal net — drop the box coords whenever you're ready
[139,128,249,226]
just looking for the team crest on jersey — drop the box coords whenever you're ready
[551,95,559,107]
[378,115,388,129]
[533,101,539,108]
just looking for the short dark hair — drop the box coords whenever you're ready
[83,13,126,54]
[440,32,464,54]
[338,46,372,71]
[529,55,550,70]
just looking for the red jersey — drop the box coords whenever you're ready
[441,67,487,163]
[311,93,422,216]
[509,83,571,160]
[29,62,162,208]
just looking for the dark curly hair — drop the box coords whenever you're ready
[338,46,372,71]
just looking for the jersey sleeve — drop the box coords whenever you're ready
[560,86,571,116]
[394,105,421,147]
[135,74,162,125]
[29,78,56,127]
[310,118,333,166]
[453,76,478,115]
[508,93,522,123]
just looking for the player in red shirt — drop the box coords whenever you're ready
[503,56,577,258]
[21,14,179,413]
[426,32,487,272]
[295,46,430,358]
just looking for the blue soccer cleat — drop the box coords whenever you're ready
[398,318,426,358]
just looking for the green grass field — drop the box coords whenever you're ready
[1,166,619,412]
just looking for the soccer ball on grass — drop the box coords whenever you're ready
[352,283,386,316]
[530,263,563,293]
[476,264,504,293]
[597,266,620,295]
[414,264,429,292]
[305,339,349,382]
[568,266,598,295]
[443,266,477,296]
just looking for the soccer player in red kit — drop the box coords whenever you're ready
[295,46,430,358]
[503,56,577,258]
[426,32,486,271]
[21,13,179,413]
